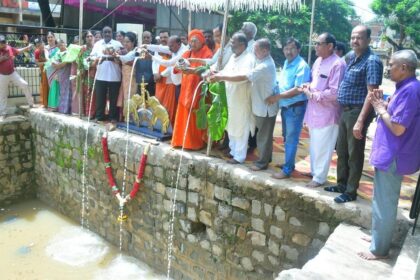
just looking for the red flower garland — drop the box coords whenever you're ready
[101,132,150,202]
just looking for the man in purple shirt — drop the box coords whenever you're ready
[358,50,420,260]
[299,33,346,188]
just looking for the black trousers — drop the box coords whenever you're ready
[336,107,375,196]
[95,80,121,122]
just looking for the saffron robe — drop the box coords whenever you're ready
[171,45,213,150]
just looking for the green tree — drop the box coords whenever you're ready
[228,0,356,64]
[371,0,420,54]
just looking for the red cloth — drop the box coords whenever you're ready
[0,46,18,75]
[35,49,49,107]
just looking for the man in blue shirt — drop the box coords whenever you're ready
[324,25,383,203]
[266,38,310,179]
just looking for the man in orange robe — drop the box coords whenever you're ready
[171,30,213,150]
[150,31,177,127]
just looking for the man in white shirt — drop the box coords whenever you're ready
[144,35,188,102]
[209,32,255,164]
[90,26,123,123]
[210,39,279,170]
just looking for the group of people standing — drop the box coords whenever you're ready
[194,23,419,262]
[33,28,139,124]
[1,23,419,263]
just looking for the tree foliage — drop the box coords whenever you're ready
[228,0,356,64]
[371,0,420,53]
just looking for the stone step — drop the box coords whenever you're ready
[390,225,420,280]
[277,223,398,280]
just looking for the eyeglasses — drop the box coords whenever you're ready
[314,41,328,46]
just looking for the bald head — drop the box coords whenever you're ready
[142,31,152,44]
[168,35,181,53]
[392,50,418,72]
[389,49,418,82]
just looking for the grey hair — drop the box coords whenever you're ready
[242,22,257,39]
[392,49,418,71]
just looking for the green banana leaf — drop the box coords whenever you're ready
[207,82,228,141]
[195,82,210,130]
[62,44,83,63]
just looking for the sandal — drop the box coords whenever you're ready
[324,185,345,193]
[334,193,356,203]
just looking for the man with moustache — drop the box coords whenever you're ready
[143,35,188,124]
[208,32,255,164]
[91,26,123,125]
[358,50,419,260]
[299,33,346,188]
[209,38,279,170]
[266,38,310,179]
[324,25,383,203]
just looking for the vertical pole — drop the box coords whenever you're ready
[188,10,192,33]
[308,0,316,64]
[18,0,23,24]
[78,0,84,118]
[206,0,230,157]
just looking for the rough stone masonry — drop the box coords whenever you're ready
[1,109,380,280]
[0,115,34,205]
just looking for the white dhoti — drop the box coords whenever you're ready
[222,51,255,163]
[229,130,250,163]
[309,124,339,184]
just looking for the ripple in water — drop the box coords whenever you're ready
[94,255,167,280]
[45,226,109,266]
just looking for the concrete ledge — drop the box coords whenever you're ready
[391,225,420,280]
[277,223,397,280]
[25,109,412,279]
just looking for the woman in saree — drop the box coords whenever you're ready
[171,29,213,150]
[71,31,95,116]
[34,39,49,108]
[117,32,137,120]
[47,40,72,114]
[82,31,96,118]
[45,32,59,110]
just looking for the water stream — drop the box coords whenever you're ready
[81,62,99,229]
[166,80,204,279]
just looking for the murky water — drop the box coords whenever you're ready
[0,200,166,280]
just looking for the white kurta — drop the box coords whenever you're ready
[222,50,255,138]
[221,50,255,162]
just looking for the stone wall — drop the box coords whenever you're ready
[29,109,375,280]
[0,116,35,205]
